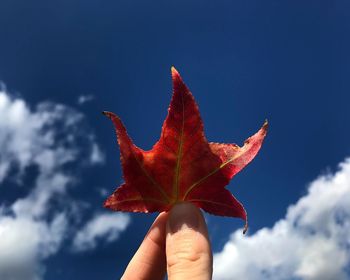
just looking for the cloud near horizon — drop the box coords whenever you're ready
[213,159,350,280]
[0,87,129,280]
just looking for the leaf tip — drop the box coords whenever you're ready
[243,222,248,234]
[171,66,181,81]
[102,111,121,121]
[171,65,178,74]
[260,119,269,136]
[102,111,112,118]
[263,119,269,129]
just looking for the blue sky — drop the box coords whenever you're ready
[0,1,350,279]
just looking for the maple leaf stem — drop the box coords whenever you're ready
[183,165,223,200]
[182,156,240,200]
[172,89,185,202]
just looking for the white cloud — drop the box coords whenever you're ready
[97,187,109,197]
[0,87,127,280]
[0,214,66,266]
[72,213,131,252]
[89,142,105,164]
[213,159,350,280]
[0,92,85,184]
[77,94,94,105]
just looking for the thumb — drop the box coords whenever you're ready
[166,203,213,280]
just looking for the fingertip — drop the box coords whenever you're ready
[168,202,201,233]
[166,203,212,280]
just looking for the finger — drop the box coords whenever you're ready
[122,212,168,280]
[166,203,213,280]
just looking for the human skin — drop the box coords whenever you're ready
[121,203,213,280]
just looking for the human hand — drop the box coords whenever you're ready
[121,203,213,280]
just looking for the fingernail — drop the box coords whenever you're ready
[168,203,200,233]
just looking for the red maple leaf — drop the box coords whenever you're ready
[103,67,267,233]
